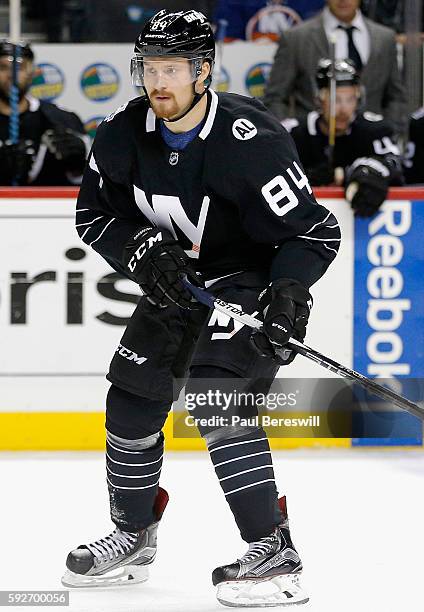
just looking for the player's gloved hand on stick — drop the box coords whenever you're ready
[251,278,313,365]
[122,226,203,309]
[345,157,390,218]
[0,139,35,185]
[42,127,87,174]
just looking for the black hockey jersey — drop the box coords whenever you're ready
[285,111,401,183]
[0,97,87,186]
[404,107,424,185]
[76,91,341,288]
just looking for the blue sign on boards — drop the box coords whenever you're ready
[353,199,424,446]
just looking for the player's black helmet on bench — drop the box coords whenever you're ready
[316,58,360,90]
[131,10,215,121]
[0,39,34,61]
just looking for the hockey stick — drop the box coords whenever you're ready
[182,278,424,420]
[9,0,22,185]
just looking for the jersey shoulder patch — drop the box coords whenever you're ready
[217,91,284,142]
[232,118,258,140]
[363,111,384,122]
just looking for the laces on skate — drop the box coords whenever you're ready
[86,529,138,564]
[239,532,279,563]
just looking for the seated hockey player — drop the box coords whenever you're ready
[284,58,403,217]
[61,9,341,607]
[403,107,424,184]
[0,40,88,185]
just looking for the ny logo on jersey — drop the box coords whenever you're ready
[133,186,210,259]
[208,307,259,340]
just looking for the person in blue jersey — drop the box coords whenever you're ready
[62,9,340,607]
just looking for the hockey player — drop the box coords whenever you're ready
[0,40,88,185]
[404,107,424,184]
[284,58,403,217]
[62,9,341,607]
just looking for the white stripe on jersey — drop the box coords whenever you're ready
[89,218,116,246]
[199,89,219,140]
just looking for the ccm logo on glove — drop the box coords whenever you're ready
[122,226,203,309]
[126,228,163,273]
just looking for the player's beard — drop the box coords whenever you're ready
[335,114,351,135]
[149,90,181,120]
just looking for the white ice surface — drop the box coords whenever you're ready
[0,449,423,612]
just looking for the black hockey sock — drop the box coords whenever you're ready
[208,428,282,542]
[106,430,164,532]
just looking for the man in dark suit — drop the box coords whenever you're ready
[264,0,407,134]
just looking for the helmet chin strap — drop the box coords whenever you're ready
[163,86,208,123]
[144,83,209,124]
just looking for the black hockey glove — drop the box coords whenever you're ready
[42,127,87,174]
[306,161,334,186]
[0,139,35,185]
[345,157,390,218]
[122,227,203,309]
[251,279,312,366]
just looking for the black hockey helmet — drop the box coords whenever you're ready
[316,58,360,90]
[131,9,215,87]
[0,39,34,61]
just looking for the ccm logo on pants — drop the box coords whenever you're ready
[116,344,147,365]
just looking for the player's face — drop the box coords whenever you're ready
[0,56,33,103]
[327,0,360,23]
[320,85,359,134]
[143,58,198,120]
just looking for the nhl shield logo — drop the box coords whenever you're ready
[169,151,179,165]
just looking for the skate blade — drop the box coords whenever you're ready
[61,564,149,588]
[216,573,309,608]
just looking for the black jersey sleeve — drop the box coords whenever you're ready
[404,110,424,184]
[76,116,150,278]
[213,100,341,288]
[40,101,86,135]
[353,114,403,185]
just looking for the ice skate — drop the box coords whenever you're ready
[61,487,168,588]
[212,497,309,607]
